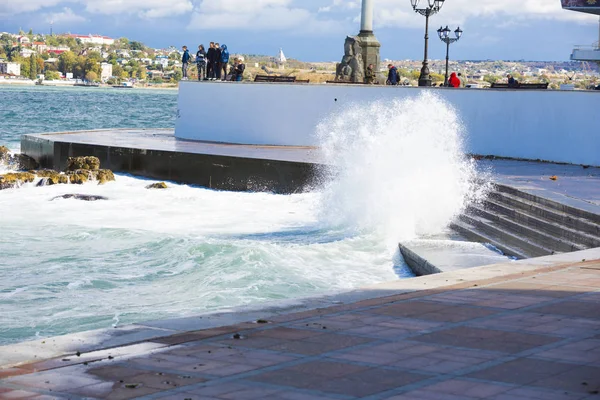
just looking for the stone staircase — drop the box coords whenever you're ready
[451,184,600,259]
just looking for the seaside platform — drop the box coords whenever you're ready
[21,128,322,194]
[1,249,599,399]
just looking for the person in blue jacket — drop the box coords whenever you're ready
[219,44,230,81]
[181,46,191,80]
[387,64,398,85]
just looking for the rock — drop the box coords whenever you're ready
[0,146,9,163]
[146,182,168,189]
[51,194,109,201]
[65,156,101,171]
[94,170,115,185]
[14,154,39,171]
[30,170,70,185]
[67,170,89,185]
[0,147,39,170]
[0,172,36,190]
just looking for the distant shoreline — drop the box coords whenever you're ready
[0,80,179,90]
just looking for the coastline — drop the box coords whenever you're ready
[0,80,179,90]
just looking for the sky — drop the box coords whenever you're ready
[0,0,599,62]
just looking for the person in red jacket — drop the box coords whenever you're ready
[448,72,460,88]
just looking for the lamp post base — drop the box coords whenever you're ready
[418,64,432,87]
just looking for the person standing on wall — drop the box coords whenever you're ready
[507,74,518,88]
[219,44,230,81]
[365,64,375,84]
[214,43,222,80]
[206,42,216,80]
[196,44,207,81]
[234,58,245,82]
[386,64,398,86]
[449,72,460,88]
[181,46,191,80]
[458,72,466,88]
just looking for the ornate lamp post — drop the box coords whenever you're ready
[437,25,463,86]
[410,0,445,87]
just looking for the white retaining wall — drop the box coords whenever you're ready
[176,81,600,166]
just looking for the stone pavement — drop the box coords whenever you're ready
[1,259,599,400]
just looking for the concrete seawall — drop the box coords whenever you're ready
[176,82,600,166]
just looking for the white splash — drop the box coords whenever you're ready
[315,92,485,244]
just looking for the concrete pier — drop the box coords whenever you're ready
[21,128,322,194]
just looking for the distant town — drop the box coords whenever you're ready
[0,29,598,89]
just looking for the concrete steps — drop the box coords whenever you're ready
[453,184,600,259]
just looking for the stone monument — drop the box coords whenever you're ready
[335,0,381,83]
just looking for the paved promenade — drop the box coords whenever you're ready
[1,252,599,399]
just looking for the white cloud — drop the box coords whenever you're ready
[188,0,343,33]
[45,7,86,24]
[83,0,193,18]
[0,1,68,17]
[0,0,193,19]
[324,0,599,29]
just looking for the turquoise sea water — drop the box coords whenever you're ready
[0,85,415,346]
[0,85,178,150]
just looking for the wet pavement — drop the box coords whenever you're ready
[1,251,599,399]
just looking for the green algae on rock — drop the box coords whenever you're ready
[94,170,116,185]
[65,156,101,171]
[0,172,36,190]
[146,182,168,189]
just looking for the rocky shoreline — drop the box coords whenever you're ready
[0,148,116,190]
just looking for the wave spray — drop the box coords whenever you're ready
[316,92,485,243]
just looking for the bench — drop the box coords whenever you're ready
[491,83,549,90]
[254,75,308,83]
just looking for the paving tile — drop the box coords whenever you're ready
[287,360,369,378]
[309,368,427,397]
[468,358,576,385]
[5,370,103,391]
[248,369,327,389]
[412,326,560,353]
[531,301,600,320]
[220,386,282,399]
[126,371,207,390]
[489,386,591,400]
[420,379,513,398]
[200,362,262,377]
[532,364,600,394]
[0,390,46,399]
[156,393,220,400]
[266,339,361,356]
[384,390,479,400]
[103,384,162,400]
[185,382,252,396]
[371,301,499,322]
[251,327,325,340]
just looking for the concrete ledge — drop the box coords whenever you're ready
[21,129,322,194]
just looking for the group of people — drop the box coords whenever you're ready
[181,44,246,82]
[384,64,467,87]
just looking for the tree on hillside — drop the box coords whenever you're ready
[130,41,145,51]
[29,54,38,80]
[483,75,498,84]
[58,51,77,74]
[85,71,98,82]
[45,70,60,80]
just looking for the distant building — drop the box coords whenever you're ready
[67,34,115,46]
[0,62,21,76]
[33,42,47,52]
[17,36,30,44]
[19,48,36,58]
[101,62,113,81]
[48,46,70,54]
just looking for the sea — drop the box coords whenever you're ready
[0,85,479,346]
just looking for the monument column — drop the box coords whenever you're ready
[358,0,381,77]
[360,0,374,33]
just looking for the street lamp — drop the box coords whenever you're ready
[410,0,446,87]
[437,25,463,86]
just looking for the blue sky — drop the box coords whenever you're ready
[0,0,598,61]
